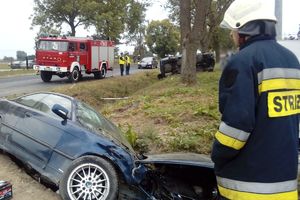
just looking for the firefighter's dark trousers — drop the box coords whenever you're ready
[126,64,130,75]
[120,64,124,76]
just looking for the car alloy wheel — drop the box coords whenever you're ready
[59,149,118,200]
[67,163,110,200]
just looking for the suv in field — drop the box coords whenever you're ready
[158,52,215,78]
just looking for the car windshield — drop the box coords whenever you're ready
[38,40,68,51]
[141,57,153,62]
[76,101,133,150]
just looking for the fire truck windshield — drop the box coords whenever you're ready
[38,40,68,51]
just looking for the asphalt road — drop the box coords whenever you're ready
[0,65,142,98]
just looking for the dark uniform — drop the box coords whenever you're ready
[212,34,300,200]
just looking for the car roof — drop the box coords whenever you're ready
[15,92,75,101]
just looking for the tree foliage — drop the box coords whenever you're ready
[16,51,27,61]
[31,0,97,36]
[145,20,180,58]
[31,0,148,42]
[2,56,14,62]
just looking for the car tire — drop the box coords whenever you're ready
[94,67,106,79]
[59,156,119,200]
[208,60,215,72]
[40,71,52,82]
[68,67,80,83]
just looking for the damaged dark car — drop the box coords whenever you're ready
[158,52,215,78]
[0,92,217,200]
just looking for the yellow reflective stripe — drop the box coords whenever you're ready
[268,90,300,117]
[218,185,298,200]
[215,131,246,150]
[258,79,300,94]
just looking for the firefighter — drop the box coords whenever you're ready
[125,52,131,75]
[211,0,300,199]
[119,52,125,76]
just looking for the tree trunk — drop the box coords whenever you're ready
[181,40,197,84]
[179,0,210,85]
[70,25,76,36]
[180,0,197,85]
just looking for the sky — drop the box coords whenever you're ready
[0,0,299,59]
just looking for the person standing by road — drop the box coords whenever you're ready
[211,0,300,199]
[125,52,131,75]
[119,52,125,76]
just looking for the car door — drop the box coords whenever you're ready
[78,42,88,69]
[0,100,23,150]
[7,93,73,170]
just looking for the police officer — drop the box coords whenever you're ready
[119,52,125,76]
[125,52,131,75]
[211,0,300,199]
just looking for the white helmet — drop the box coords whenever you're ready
[220,0,277,30]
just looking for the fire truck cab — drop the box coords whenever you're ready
[33,36,115,82]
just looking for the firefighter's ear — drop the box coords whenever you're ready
[223,69,238,88]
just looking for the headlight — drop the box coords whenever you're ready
[148,62,152,65]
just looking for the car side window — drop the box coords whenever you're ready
[80,43,86,51]
[68,42,76,51]
[14,93,48,108]
[76,102,103,130]
[14,93,72,119]
[35,94,72,119]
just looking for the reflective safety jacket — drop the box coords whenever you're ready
[211,35,300,200]
[125,55,131,64]
[119,56,125,65]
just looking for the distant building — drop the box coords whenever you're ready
[275,0,283,40]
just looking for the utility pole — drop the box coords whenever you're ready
[275,0,283,40]
[298,24,300,40]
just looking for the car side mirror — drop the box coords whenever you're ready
[52,104,69,120]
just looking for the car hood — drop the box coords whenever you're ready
[138,152,214,168]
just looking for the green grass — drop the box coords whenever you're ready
[53,70,222,154]
[0,69,36,77]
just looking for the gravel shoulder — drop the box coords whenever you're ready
[0,152,60,200]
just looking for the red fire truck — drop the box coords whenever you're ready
[33,36,115,82]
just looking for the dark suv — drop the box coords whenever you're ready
[159,52,215,78]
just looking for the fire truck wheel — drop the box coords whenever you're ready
[40,71,52,82]
[68,67,80,82]
[94,68,106,79]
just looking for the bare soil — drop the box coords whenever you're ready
[0,152,60,200]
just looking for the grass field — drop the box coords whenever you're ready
[0,63,10,69]
[53,70,222,154]
[0,62,36,77]
[0,69,35,77]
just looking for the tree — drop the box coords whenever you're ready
[92,0,148,43]
[31,0,97,36]
[179,0,210,84]
[145,20,180,58]
[166,0,233,84]
[31,0,148,43]
[16,51,27,61]
[2,56,14,62]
